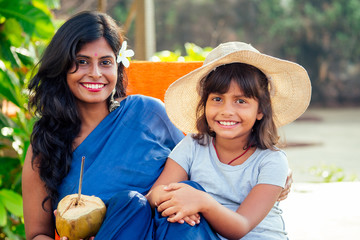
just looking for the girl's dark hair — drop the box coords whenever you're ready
[194,63,278,150]
[28,11,126,208]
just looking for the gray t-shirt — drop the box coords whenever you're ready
[169,134,288,240]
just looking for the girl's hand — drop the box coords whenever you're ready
[278,169,293,201]
[146,185,168,208]
[157,183,207,223]
[181,214,201,226]
[171,213,201,226]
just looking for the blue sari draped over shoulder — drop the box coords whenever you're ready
[57,95,184,204]
[55,95,219,239]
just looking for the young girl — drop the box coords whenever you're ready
[147,42,311,239]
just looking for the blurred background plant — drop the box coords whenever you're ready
[151,42,212,62]
[0,0,59,238]
[309,164,359,183]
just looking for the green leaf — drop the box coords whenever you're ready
[0,1,55,39]
[0,39,20,68]
[0,157,20,177]
[12,222,26,238]
[0,200,7,227]
[0,69,21,106]
[16,50,35,67]
[0,189,23,217]
[2,18,24,47]
[0,111,16,128]
[33,0,60,14]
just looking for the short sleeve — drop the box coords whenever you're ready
[168,134,195,173]
[257,150,289,188]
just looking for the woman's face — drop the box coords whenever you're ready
[67,37,117,108]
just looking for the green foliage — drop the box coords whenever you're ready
[151,0,360,106]
[310,164,359,183]
[152,42,212,62]
[0,0,59,238]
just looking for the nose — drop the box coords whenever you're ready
[220,102,234,116]
[88,64,102,79]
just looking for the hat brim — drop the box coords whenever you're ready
[165,50,311,134]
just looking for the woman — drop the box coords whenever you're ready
[22,11,291,240]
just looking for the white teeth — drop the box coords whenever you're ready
[83,83,104,89]
[219,121,237,126]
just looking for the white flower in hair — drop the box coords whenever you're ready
[117,41,134,68]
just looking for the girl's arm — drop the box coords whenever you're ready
[158,183,282,240]
[22,146,55,240]
[146,158,201,225]
[146,158,188,207]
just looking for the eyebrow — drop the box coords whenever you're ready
[210,92,246,98]
[76,54,114,59]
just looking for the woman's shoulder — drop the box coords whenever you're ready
[125,94,164,109]
[120,94,172,125]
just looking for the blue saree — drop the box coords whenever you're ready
[57,95,184,203]
[55,95,219,239]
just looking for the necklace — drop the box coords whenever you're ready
[212,140,252,165]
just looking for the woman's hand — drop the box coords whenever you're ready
[278,169,293,201]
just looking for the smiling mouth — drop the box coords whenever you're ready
[82,83,105,89]
[218,121,238,126]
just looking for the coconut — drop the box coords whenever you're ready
[56,194,106,240]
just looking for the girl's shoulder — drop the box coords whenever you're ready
[255,148,288,166]
[257,147,286,158]
[175,134,208,150]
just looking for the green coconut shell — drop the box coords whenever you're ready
[56,194,106,240]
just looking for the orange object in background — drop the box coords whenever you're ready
[126,61,203,101]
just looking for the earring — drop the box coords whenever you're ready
[109,89,120,112]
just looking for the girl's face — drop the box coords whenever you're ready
[67,37,117,108]
[205,80,263,142]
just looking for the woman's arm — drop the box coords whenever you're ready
[22,146,55,240]
[157,183,282,240]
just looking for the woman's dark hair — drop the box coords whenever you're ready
[194,63,278,150]
[28,11,126,209]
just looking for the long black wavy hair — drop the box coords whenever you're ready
[28,11,126,209]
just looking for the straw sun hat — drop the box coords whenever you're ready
[164,41,311,134]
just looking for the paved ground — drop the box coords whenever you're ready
[280,107,360,183]
[278,108,360,239]
[281,182,360,240]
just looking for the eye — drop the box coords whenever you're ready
[212,97,222,102]
[101,60,113,66]
[77,59,88,65]
[235,99,246,104]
